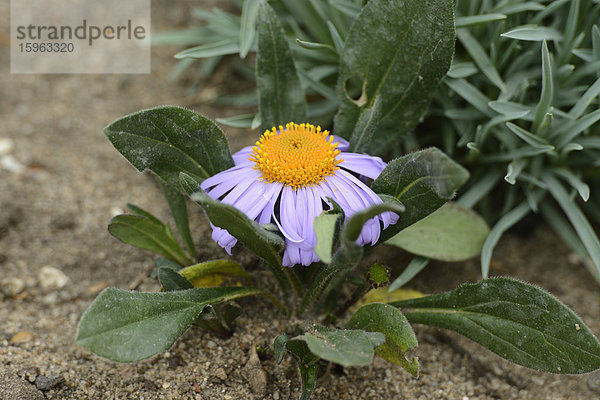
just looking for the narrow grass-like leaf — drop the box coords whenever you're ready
[104,106,234,191]
[77,287,269,362]
[489,101,531,115]
[445,79,494,117]
[457,29,506,92]
[295,38,336,53]
[543,173,600,279]
[506,122,552,148]
[481,202,531,278]
[216,114,256,128]
[240,0,263,58]
[505,159,527,185]
[334,0,454,152]
[256,2,307,129]
[175,39,240,59]
[556,109,600,148]
[447,62,478,79]
[495,2,545,15]
[392,277,600,374]
[346,303,419,376]
[386,203,490,262]
[455,14,506,28]
[568,76,600,118]
[553,168,590,201]
[533,41,554,133]
[501,26,563,41]
[327,21,345,55]
[388,256,430,292]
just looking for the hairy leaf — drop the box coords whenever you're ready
[392,278,600,374]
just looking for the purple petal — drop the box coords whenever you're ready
[232,146,254,166]
[339,152,387,180]
[201,164,256,198]
[332,135,349,151]
[275,186,304,243]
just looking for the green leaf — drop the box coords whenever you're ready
[334,0,455,152]
[174,39,240,59]
[533,41,554,133]
[480,202,531,278]
[342,195,405,243]
[346,303,419,376]
[457,29,506,92]
[455,13,506,28]
[386,203,490,262]
[239,0,263,58]
[216,113,257,129]
[190,192,291,294]
[304,326,385,367]
[77,286,268,362]
[388,256,430,291]
[274,334,289,363]
[285,338,319,400]
[392,277,600,374]
[313,209,342,264]
[256,2,307,129]
[104,106,234,191]
[108,214,191,266]
[160,181,196,260]
[543,173,600,280]
[501,26,563,42]
[371,148,470,242]
[179,259,252,287]
[158,267,194,291]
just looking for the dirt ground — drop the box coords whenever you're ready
[1,1,600,399]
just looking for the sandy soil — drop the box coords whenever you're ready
[1,1,600,399]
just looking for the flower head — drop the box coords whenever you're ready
[201,122,398,266]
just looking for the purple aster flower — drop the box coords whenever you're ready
[201,122,398,266]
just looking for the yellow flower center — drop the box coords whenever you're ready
[250,122,342,188]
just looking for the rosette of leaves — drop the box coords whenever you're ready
[423,0,600,283]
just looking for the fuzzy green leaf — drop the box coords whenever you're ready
[256,2,307,129]
[392,277,600,374]
[190,192,290,294]
[304,326,385,367]
[371,148,470,242]
[334,0,455,152]
[104,106,234,191]
[346,303,419,376]
[77,287,267,362]
[386,203,490,261]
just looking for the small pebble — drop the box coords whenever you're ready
[35,375,63,391]
[1,277,25,296]
[214,368,227,381]
[38,266,70,290]
[10,331,34,344]
[0,138,14,156]
[0,155,26,173]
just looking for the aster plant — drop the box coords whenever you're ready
[77,1,600,398]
